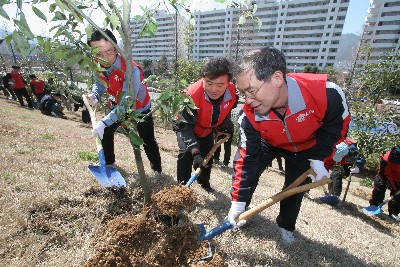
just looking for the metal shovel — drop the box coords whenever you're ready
[362,190,400,216]
[186,132,230,187]
[319,184,340,205]
[82,95,126,188]
[199,169,331,241]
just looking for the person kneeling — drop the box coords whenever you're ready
[40,92,65,118]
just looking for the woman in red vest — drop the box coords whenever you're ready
[226,47,350,244]
[369,146,400,221]
[8,66,33,108]
[174,57,237,192]
[86,29,162,175]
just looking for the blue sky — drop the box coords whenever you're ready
[342,0,371,35]
[1,0,371,36]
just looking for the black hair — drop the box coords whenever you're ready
[52,92,62,97]
[87,29,117,46]
[12,65,21,69]
[29,74,37,79]
[234,47,287,82]
[201,57,233,81]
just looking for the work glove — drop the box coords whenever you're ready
[92,121,106,139]
[333,141,349,162]
[350,166,360,174]
[192,151,204,170]
[308,159,330,181]
[87,93,98,105]
[227,201,247,229]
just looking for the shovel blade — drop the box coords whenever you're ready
[88,165,126,188]
[319,195,340,206]
[362,205,383,216]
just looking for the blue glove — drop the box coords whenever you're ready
[333,142,349,162]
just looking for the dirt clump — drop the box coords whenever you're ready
[83,185,225,266]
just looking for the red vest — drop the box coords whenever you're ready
[8,72,26,89]
[380,150,400,189]
[244,73,328,152]
[98,57,150,110]
[186,79,237,137]
[30,78,45,94]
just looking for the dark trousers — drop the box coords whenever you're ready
[14,88,33,108]
[328,164,352,196]
[370,175,400,215]
[246,141,311,231]
[102,111,162,172]
[176,132,214,186]
[213,133,233,165]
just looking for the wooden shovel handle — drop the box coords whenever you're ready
[82,94,103,153]
[237,170,329,222]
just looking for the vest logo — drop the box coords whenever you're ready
[114,75,121,82]
[296,109,315,122]
[223,103,230,109]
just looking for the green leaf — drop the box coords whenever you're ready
[65,53,82,68]
[14,13,34,39]
[32,6,47,22]
[214,0,227,3]
[0,5,10,20]
[85,25,93,40]
[238,15,246,25]
[128,131,144,147]
[12,31,30,57]
[17,0,22,9]
[110,12,119,30]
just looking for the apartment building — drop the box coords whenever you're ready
[130,10,188,62]
[361,0,400,63]
[193,0,350,72]
[130,0,350,72]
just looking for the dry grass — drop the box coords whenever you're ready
[0,97,399,267]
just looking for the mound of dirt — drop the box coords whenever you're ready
[83,185,226,266]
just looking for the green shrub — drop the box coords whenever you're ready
[77,151,98,162]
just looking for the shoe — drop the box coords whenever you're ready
[389,214,400,222]
[154,170,163,177]
[278,227,295,244]
[201,184,213,193]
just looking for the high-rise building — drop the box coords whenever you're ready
[130,10,188,63]
[361,0,400,63]
[130,0,350,72]
[193,0,350,72]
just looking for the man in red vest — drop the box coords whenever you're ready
[29,74,46,103]
[8,66,33,108]
[86,29,162,175]
[174,57,237,192]
[369,145,400,221]
[227,47,350,244]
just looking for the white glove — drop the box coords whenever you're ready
[332,142,349,162]
[350,166,360,174]
[308,159,330,181]
[87,93,98,105]
[92,121,106,139]
[227,201,247,229]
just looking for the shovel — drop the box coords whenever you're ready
[319,184,340,206]
[362,190,400,216]
[82,95,126,188]
[186,132,230,187]
[199,169,330,241]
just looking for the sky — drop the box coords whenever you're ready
[1,0,371,37]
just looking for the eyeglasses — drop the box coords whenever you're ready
[239,80,266,99]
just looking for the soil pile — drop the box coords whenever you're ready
[83,185,226,266]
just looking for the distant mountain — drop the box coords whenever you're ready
[335,33,360,71]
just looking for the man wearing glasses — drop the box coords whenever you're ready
[86,29,162,176]
[226,47,350,244]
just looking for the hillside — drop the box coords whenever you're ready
[0,96,399,267]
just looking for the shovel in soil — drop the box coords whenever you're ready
[199,169,330,241]
[319,185,340,206]
[186,132,230,187]
[82,95,126,188]
[362,190,400,216]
